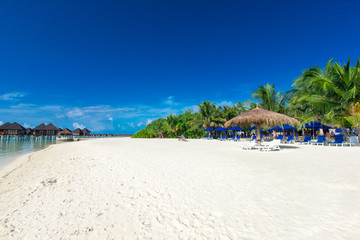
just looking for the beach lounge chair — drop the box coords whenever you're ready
[328,135,344,146]
[259,139,281,151]
[310,136,326,145]
[236,135,241,141]
[247,135,256,141]
[281,134,294,144]
[297,135,311,144]
[342,136,359,147]
[242,141,257,150]
[178,135,188,142]
[277,135,284,140]
[217,135,226,141]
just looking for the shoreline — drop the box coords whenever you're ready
[0,138,359,239]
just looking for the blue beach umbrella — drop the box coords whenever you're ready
[229,126,244,131]
[214,127,228,131]
[248,126,257,130]
[270,126,283,132]
[248,126,265,132]
[304,121,330,130]
[203,128,213,131]
[282,124,297,131]
[335,128,343,133]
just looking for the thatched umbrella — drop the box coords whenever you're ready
[225,107,300,145]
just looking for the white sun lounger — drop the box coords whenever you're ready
[259,139,281,151]
[242,141,257,150]
[342,136,359,147]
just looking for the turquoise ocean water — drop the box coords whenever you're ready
[0,139,61,168]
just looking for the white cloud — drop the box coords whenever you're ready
[23,123,34,129]
[108,117,113,121]
[146,119,153,125]
[164,96,178,105]
[0,121,3,126]
[127,122,135,128]
[67,108,84,118]
[137,122,144,127]
[10,103,36,108]
[0,92,26,101]
[73,122,86,129]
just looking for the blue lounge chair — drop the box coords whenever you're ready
[297,135,311,144]
[236,135,241,141]
[281,134,294,144]
[328,135,344,146]
[311,136,326,145]
[277,135,284,140]
[247,135,256,141]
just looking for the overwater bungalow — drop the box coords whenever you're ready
[0,122,26,135]
[58,128,72,136]
[34,123,59,136]
[72,128,83,136]
[46,123,59,135]
[82,128,91,136]
[26,128,34,135]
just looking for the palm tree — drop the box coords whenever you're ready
[166,114,181,136]
[291,58,360,136]
[250,83,289,113]
[345,102,360,141]
[192,101,225,129]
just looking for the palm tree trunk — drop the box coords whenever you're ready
[340,126,349,140]
[256,124,261,146]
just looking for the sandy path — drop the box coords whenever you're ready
[0,138,359,239]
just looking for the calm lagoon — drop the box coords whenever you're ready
[0,139,61,168]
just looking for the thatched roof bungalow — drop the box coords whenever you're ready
[58,128,72,136]
[82,128,91,136]
[72,128,83,136]
[0,122,26,135]
[34,123,59,136]
[26,128,34,135]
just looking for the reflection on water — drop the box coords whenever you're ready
[0,138,60,167]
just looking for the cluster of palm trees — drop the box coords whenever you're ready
[132,58,360,138]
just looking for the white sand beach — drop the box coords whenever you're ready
[0,138,359,239]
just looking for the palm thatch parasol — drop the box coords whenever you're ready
[225,107,300,145]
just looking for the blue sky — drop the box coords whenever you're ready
[1,0,360,133]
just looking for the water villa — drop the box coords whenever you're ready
[0,122,26,135]
[0,122,94,140]
[59,128,72,136]
[34,123,59,136]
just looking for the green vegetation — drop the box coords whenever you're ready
[133,58,360,138]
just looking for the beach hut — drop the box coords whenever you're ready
[58,128,72,136]
[225,107,300,145]
[45,123,59,135]
[34,123,59,136]
[25,128,34,135]
[82,128,91,136]
[72,128,83,136]
[0,122,12,135]
[34,123,47,136]
[0,122,26,135]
